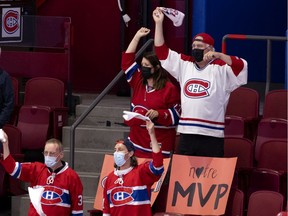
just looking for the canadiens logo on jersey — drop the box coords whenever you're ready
[110,186,134,206]
[184,79,210,98]
[41,185,71,206]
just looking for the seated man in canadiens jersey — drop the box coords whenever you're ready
[0,131,83,216]
[102,120,164,216]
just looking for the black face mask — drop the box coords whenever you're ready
[191,49,204,62]
[141,66,153,79]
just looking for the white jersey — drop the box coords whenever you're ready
[155,45,248,138]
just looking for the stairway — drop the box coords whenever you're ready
[10,94,131,216]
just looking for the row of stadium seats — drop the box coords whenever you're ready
[9,77,68,157]
[0,77,68,197]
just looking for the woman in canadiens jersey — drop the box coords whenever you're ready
[102,120,164,216]
[122,27,181,158]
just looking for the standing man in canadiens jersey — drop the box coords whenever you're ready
[153,7,248,157]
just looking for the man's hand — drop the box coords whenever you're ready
[153,7,164,23]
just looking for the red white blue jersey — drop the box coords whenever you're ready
[1,155,83,216]
[122,52,181,158]
[155,44,248,138]
[102,152,164,216]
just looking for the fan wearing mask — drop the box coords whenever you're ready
[153,7,248,157]
[102,120,163,216]
[122,27,181,159]
[0,134,83,216]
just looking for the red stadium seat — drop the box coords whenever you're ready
[224,137,254,209]
[257,140,287,172]
[0,164,8,197]
[24,77,65,107]
[224,116,245,138]
[225,87,260,140]
[224,137,254,169]
[8,76,20,125]
[262,89,287,119]
[254,89,288,162]
[247,190,284,216]
[23,77,68,139]
[247,168,281,199]
[2,124,23,159]
[254,118,287,161]
[224,188,244,216]
[17,105,51,162]
[2,124,26,195]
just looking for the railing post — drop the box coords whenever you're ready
[222,34,287,96]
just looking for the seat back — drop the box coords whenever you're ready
[11,76,19,106]
[0,164,8,197]
[263,89,288,119]
[226,87,259,118]
[23,77,68,139]
[24,77,65,107]
[2,124,22,154]
[247,190,284,216]
[255,118,287,161]
[17,105,51,150]
[247,168,281,199]
[258,140,287,172]
[224,188,244,216]
[9,77,20,125]
[224,137,254,169]
[224,116,245,138]
[225,87,260,140]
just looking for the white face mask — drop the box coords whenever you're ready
[45,155,58,168]
[113,152,127,167]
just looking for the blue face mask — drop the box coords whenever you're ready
[113,151,127,167]
[45,155,58,168]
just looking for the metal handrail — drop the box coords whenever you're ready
[69,39,154,168]
[222,34,288,95]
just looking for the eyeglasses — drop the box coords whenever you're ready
[42,151,59,157]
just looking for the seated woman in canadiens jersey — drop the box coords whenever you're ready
[102,120,164,216]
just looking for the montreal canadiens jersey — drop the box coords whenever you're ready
[1,154,83,216]
[122,52,181,158]
[155,44,248,138]
[102,151,164,216]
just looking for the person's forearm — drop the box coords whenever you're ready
[126,35,141,53]
[154,23,165,46]
[218,53,232,65]
[3,140,10,159]
[150,132,160,153]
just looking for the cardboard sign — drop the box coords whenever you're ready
[93,154,171,210]
[166,154,237,215]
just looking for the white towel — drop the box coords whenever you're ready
[0,129,6,143]
[28,186,46,216]
[123,111,150,121]
[160,7,185,27]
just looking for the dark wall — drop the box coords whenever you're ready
[37,0,287,92]
[192,0,287,84]
[38,1,122,93]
